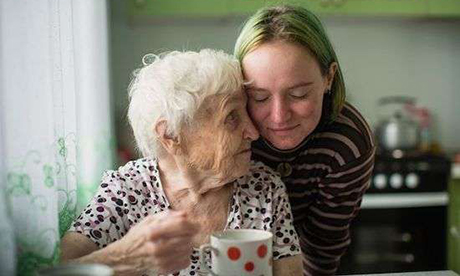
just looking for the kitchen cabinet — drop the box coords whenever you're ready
[127,0,227,20]
[274,0,429,17]
[426,0,460,17]
[127,0,264,20]
[448,164,460,274]
[227,0,266,17]
[127,0,460,20]
[268,0,460,17]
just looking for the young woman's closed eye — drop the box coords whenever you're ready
[288,87,310,100]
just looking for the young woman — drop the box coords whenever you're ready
[235,5,376,275]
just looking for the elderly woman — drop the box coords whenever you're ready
[61,49,302,275]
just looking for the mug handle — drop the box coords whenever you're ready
[199,244,218,276]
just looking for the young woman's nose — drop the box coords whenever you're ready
[271,98,291,124]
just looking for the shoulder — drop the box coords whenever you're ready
[309,102,376,165]
[236,161,286,193]
[100,158,159,191]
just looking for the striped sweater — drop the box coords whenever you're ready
[251,102,376,275]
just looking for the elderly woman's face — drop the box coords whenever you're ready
[182,90,259,179]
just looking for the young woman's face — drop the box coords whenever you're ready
[242,41,335,150]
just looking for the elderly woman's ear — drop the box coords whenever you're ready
[154,120,182,155]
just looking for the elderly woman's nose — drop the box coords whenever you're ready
[271,98,291,124]
[243,115,259,141]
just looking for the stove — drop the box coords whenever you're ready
[337,153,451,274]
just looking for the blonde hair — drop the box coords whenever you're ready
[235,5,346,122]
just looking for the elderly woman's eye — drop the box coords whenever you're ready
[225,111,238,123]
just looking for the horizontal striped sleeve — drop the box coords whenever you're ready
[299,148,375,275]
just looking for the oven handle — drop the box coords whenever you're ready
[361,192,448,209]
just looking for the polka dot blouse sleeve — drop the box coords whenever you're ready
[270,175,302,260]
[68,170,131,248]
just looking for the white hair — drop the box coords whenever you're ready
[127,49,243,158]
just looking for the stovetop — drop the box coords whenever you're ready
[368,153,451,194]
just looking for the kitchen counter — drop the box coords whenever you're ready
[342,271,458,276]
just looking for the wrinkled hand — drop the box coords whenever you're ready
[107,210,199,275]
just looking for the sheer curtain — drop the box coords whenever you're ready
[0,0,115,275]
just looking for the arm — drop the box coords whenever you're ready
[61,232,144,274]
[268,171,303,273]
[61,232,98,261]
[300,148,375,275]
[273,255,303,276]
[61,211,199,276]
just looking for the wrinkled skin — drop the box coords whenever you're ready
[179,90,259,184]
[61,211,199,275]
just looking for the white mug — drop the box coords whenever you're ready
[199,229,273,276]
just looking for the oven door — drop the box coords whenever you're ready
[337,194,447,274]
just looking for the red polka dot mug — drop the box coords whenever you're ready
[199,229,273,276]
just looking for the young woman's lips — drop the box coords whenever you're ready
[269,125,299,135]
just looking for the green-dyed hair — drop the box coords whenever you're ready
[234,5,346,123]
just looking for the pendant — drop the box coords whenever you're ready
[276,162,292,177]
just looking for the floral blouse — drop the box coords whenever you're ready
[69,158,301,275]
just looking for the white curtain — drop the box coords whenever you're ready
[0,0,115,275]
